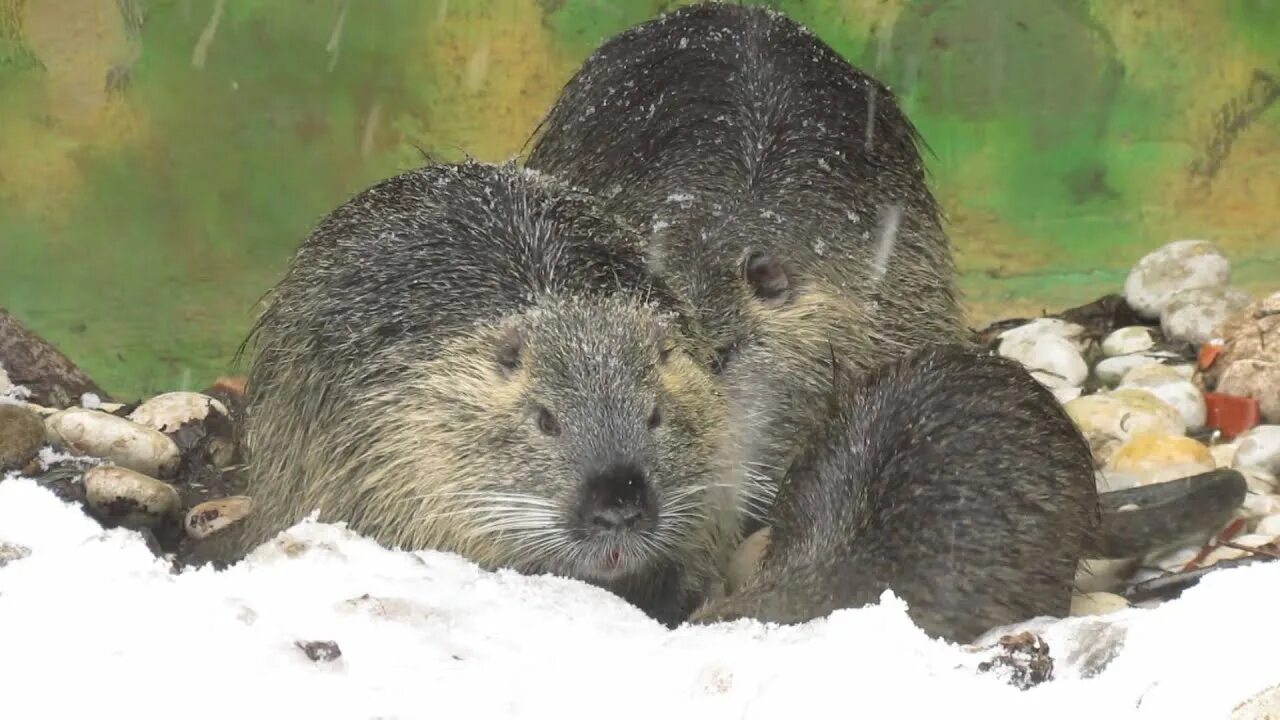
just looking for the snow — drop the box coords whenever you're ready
[2,476,1279,719]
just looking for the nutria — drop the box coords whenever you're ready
[688,345,1097,642]
[688,345,1247,642]
[526,3,967,519]
[222,161,746,626]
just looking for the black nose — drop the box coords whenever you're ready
[580,462,653,532]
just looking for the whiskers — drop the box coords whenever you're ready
[740,460,782,521]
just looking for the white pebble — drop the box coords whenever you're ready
[1117,374,1206,431]
[80,393,103,410]
[1239,466,1279,494]
[1101,326,1156,357]
[185,496,254,540]
[1123,239,1231,319]
[1159,286,1252,345]
[997,318,1088,351]
[1235,426,1280,475]
[1255,514,1280,536]
[998,334,1087,388]
[1094,352,1180,386]
[128,391,229,434]
[1239,493,1280,520]
[83,465,181,527]
[1119,363,1196,385]
[45,408,180,478]
[1052,386,1083,404]
[1210,442,1238,469]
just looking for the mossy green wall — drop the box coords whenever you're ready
[2,0,1278,398]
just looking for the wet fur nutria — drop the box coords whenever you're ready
[224,161,747,626]
[526,2,967,517]
[689,345,1101,643]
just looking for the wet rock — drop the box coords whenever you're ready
[1123,239,1231,319]
[1052,386,1083,404]
[997,318,1088,351]
[1235,426,1280,475]
[1216,360,1280,426]
[296,640,342,663]
[1065,390,1186,466]
[1094,352,1182,386]
[45,408,180,478]
[1107,433,1213,476]
[83,465,180,528]
[184,496,253,540]
[1120,363,1196,386]
[128,392,229,434]
[0,542,31,568]
[998,334,1087,388]
[0,404,46,471]
[1118,373,1206,430]
[1069,592,1129,617]
[1207,291,1280,423]
[1101,326,1156,357]
[1160,286,1252,345]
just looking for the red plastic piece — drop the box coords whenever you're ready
[1198,339,1225,371]
[1203,391,1261,440]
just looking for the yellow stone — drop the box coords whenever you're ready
[1108,432,1214,473]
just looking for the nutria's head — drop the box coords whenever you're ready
[344,291,736,587]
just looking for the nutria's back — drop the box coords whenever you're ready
[691,345,1100,643]
[225,162,744,626]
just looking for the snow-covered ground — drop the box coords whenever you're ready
[1,475,1278,720]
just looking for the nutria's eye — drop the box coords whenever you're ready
[658,343,673,365]
[536,406,561,436]
[647,406,663,430]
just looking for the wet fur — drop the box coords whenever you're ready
[690,345,1100,644]
[224,161,745,625]
[526,2,968,512]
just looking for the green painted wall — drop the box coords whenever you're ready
[2,0,1278,399]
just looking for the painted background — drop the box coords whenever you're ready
[2,0,1278,399]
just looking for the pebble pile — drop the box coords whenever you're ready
[991,239,1280,613]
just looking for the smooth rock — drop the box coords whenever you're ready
[0,404,46,470]
[1233,684,1280,720]
[997,318,1088,351]
[1118,373,1207,430]
[1120,363,1196,386]
[129,391,229,434]
[45,408,180,478]
[1101,326,1156,357]
[1094,352,1181,386]
[1107,433,1213,473]
[1234,426,1280,475]
[726,527,770,593]
[1216,360,1280,426]
[998,334,1088,388]
[1239,466,1279,494]
[1254,514,1280,536]
[1052,386,1083,404]
[83,465,180,527]
[185,496,254,540]
[1123,239,1231,319]
[1239,493,1280,520]
[1075,558,1136,594]
[1066,390,1186,466]
[1069,592,1130,617]
[1210,442,1239,469]
[1160,286,1252,345]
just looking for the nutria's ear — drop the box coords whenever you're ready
[495,327,523,377]
[742,249,789,305]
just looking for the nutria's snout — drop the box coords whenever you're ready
[574,461,658,536]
